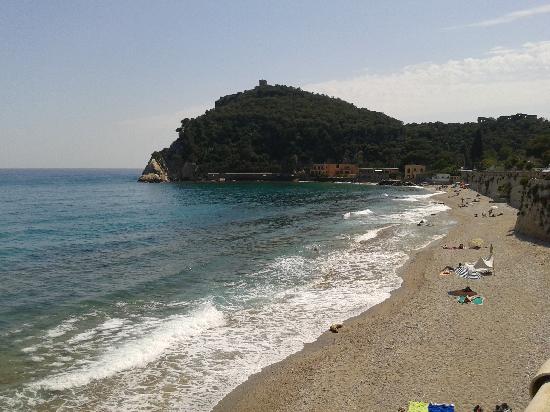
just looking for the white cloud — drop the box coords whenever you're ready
[449,3,550,29]
[303,41,550,123]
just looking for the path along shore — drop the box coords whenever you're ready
[214,187,550,411]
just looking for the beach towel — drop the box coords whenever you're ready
[408,401,429,412]
[457,295,471,304]
[428,404,455,412]
[471,296,484,305]
[456,295,484,305]
[447,286,477,296]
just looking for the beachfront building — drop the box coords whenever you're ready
[431,173,451,184]
[404,164,426,181]
[310,163,359,178]
[358,167,400,182]
[206,172,290,181]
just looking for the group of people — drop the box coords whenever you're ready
[474,209,504,218]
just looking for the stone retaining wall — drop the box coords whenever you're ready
[462,171,550,242]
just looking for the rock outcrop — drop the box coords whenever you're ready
[138,157,169,183]
[329,323,343,333]
[138,154,197,183]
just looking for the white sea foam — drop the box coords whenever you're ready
[98,318,125,331]
[10,191,455,412]
[393,191,445,202]
[32,303,225,391]
[354,225,395,243]
[21,345,39,353]
[22,236,414,411]
[383,202,450,223]
[413,234,447,250]
[67,330,96,344]
[343,209,373,219]
[46,318,78,338]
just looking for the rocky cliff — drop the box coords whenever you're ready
[462,171,550,242]
[138,154,196,183]
[138,158,169,183]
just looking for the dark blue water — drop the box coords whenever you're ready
[0,169,451,410]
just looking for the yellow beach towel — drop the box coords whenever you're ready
[408,401,429,412]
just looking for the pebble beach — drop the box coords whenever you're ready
[214,187,550,412]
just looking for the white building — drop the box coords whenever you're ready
[432,173,451,184]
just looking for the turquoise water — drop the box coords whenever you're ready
[0,169,451,410]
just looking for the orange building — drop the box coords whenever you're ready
[311,163,359,178]
[404,164,426,180]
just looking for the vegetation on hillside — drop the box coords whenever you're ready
[150,84,550,178]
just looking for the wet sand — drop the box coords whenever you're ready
[214,187,550,411]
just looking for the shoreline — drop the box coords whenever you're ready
[214,187,550,411]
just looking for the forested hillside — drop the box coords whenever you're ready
[143,83,550,181]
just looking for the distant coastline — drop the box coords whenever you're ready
[138,82,549,184]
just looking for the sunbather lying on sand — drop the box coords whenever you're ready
[439,266,454,276]
[442,243,464,249]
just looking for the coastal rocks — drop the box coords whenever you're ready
[138,172,167,183]
[329,323,343,333]
[138,153,197,182]
[138,157,169,183]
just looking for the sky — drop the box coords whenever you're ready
[1,1,550,168]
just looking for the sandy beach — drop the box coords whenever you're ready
[214,187,550,411]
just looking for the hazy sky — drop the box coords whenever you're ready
[2,1,550,168]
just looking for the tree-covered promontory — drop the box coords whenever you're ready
[141,83,550,181]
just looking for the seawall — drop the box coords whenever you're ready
[462,170,550,241]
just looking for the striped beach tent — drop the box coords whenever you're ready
[455,264,482,280]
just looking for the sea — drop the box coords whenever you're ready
[0,169,452,411]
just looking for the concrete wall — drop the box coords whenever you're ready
[462,171,541,209]
[462,171,550,242]
[515,179,550,242]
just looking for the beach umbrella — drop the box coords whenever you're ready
[469,238,484,249]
